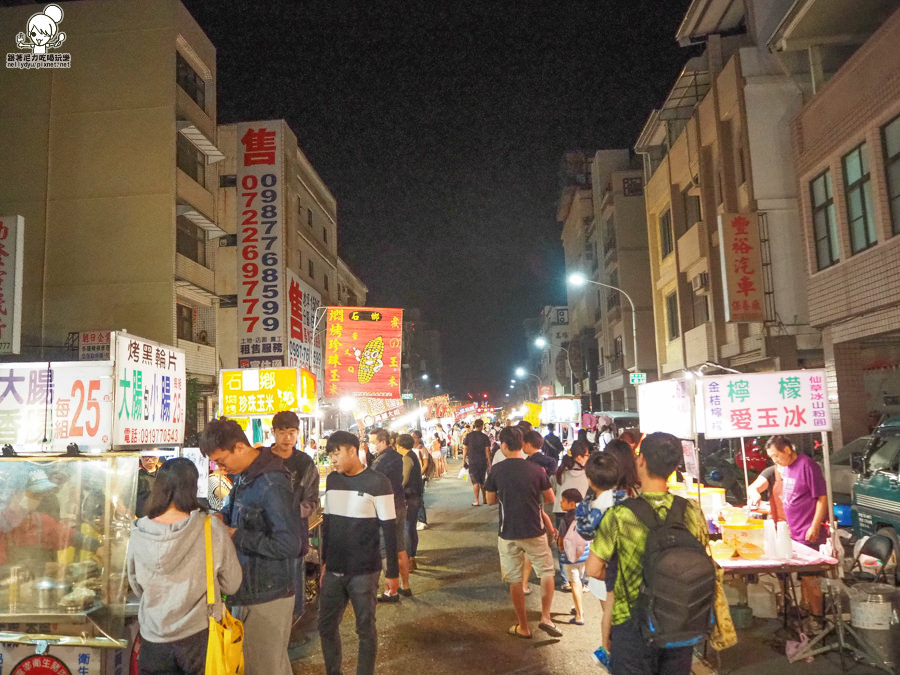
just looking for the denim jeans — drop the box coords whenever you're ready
[318,570,380,675]
[610,617,693,675]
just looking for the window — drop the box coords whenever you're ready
[659,210,674,257]
[297,198,303,224]
[176,215,206,265]
[882,114,900,235]
[691,287,709,327]
[176,303,193,341]
[297,249,302,267]
[308,259,314,279]
[176,52,206,111]
[842,143,876,253]
[665,292,679,341]
[737,146,746,185]
[324,274,329,292]
[176,133,205,187]
[810,170,839,269]
[323,227,328,244]
[682,187,701,230]
[307,209,313,227]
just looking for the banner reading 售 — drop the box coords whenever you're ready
[324,307,403,399]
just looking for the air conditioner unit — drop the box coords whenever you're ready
[691,272,709,294]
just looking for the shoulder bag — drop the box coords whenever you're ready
[205,517,245,675]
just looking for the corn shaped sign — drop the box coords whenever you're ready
[323,307,403,399]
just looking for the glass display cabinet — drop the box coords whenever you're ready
[0,454,138,647]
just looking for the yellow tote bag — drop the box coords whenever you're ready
[204,517,245,675]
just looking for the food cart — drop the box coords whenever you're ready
[0,332,186,674]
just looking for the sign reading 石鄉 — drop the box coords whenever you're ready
[237,121,285,369]
[114,333,185,446]
[699,369,831,439]
[718,213,765,323]
[323,307,402,399]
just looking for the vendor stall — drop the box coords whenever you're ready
[0,332,186,674]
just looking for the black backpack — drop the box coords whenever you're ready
[622,495,716,649]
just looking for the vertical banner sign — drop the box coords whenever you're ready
[0,361,113,453]
[718,213,765,322]
[699,369,831,439]
[0,215,24,354]
[114,333,186,446]
[323,307,403,399]
[237,122,285,369]
[285,269,323,393]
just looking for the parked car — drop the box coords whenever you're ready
[820,435,872,504]
[851,416,900,584]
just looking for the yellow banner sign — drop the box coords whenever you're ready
[220,368,301,417]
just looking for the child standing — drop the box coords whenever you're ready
[557,488,590,625]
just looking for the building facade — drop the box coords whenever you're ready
[635,0,821,389]
[777,1,900,443]
[533,305,572,395]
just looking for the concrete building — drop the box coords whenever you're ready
[772,1,900,443]
[634,0,822,386]
[533,305,572,395]
[0,0,224,426]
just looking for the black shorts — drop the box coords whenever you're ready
[468,462,487,485]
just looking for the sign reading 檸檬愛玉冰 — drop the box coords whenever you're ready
[236,121,285,370]
[699,369,831,439]
[0,215,24,355]
[114,333,185,446]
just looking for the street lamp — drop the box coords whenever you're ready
[421,373,429,381]
[568,272,639,375]
[534,336,575,395]
[514,367,541,399]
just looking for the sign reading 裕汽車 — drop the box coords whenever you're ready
[114,333,185,446]
[699,370,831,439]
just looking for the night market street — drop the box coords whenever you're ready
[289,460,884,675]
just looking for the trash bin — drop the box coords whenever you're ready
[848,582,899,669]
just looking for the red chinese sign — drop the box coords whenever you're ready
[0,215,24,355]
[423,394,450,420]
[718,213,764,323]
[324,307,402,399]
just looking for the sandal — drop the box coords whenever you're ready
[508,623,532,639]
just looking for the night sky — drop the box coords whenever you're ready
[182,0,695,398]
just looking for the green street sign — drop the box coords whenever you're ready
[629,372,647,385]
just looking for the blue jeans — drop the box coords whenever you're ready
[317,571,380,675]
[610,617,693,675]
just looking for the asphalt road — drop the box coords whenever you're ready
[290,458,889,675]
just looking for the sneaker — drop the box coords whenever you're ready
[416,521,427,531]
[399,588,413,597]
[591,646,611,669]
[376,593,400,603]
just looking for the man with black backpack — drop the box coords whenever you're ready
[586,432,716,675]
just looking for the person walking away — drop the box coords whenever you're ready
[484,426,560,639]
[396,434,425,575]
[200,418,301,675]
[318,431,398,675]
[558,488,590,626]
[597,425,614,451]
[412,430,431,529]
[765,435,827,629]
[368,428,410,602]
[586,432,711,675]
[542,423,565,464]
[463,419,492,506]
[553,441,590,591]
[268,410,320,622]
[127,458,242,675]
[519,429,560,593]
[430,433,445,478]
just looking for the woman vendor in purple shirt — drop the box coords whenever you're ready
[765,435,828,622]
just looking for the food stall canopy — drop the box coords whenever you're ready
[0,332,185,453]
[539,396,581,425]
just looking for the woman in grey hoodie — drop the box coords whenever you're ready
[127,458,242,675]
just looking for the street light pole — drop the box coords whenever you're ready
[569,273,639,375]
[534,336,575,396]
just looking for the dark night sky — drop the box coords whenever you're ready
[181,0,695,398]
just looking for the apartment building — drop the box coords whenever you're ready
[773,1,900,442]
[0,0,223,423]
[635,0,821,387]
[533,305,572,395]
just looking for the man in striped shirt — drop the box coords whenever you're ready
[318,431,398,675]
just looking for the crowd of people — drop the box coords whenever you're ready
[121,408,830,675]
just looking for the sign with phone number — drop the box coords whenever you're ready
[0,361,113,452]
[237,122,284,363]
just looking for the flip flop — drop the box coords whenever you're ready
[568,618,585,625]
[539,622,563,637]
[508,623,532,639]
[472,502,480,507]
